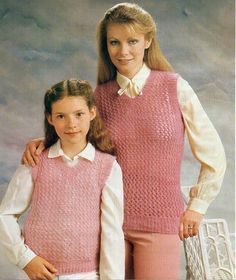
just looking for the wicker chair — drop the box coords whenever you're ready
[182,187,235,279]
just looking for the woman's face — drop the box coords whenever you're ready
[106,23,151,79]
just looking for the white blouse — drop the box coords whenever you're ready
[0,141,125,279]
[116,64,226,215]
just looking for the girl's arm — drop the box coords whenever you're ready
[0,165,57,279]
[23,256,57,280]
[21,138,45,167]
[177,77,226,240]
[99,160,125,280]
[0,165,36,267]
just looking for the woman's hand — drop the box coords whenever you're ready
[21,138,45,167]
[179,209,204,241]
[23,256,57,280]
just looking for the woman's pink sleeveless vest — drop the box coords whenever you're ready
[95,71,185,234]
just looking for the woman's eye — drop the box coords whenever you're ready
[129,39,138,45]
[109,40,118,46]
[56,114,64,119]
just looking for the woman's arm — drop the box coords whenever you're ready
[99,160,125,280]
[177,77,226,240]
[21,138,45,166]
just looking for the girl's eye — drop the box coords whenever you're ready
[76,112,84,117]
[56,114,64,119]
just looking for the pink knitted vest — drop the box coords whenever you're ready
[24,149,115,275]
[95,71,184,234]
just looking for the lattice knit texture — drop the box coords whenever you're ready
[24,149,115,275]
[95,71,185,234]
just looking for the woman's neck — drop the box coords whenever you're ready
[117,63,145,80]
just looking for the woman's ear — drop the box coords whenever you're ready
[145,38,152,49]
[90,106,97,121]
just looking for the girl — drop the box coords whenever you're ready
[0,79,124,280]
[21,3,226,280]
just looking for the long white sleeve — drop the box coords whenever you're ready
[99,160,125,280]
[0,165,36,269]
[177,77,226,214]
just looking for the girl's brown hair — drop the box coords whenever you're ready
[96,2,173,84]
[44,79,115,154]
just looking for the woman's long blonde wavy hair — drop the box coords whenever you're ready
[96,2,173,85]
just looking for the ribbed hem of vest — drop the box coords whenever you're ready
[123,215,181,234]
[55,260,97,275]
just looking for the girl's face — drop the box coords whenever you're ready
[47,96,96,155]
[107,23,151,79]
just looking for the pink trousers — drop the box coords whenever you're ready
[124,230,180,280]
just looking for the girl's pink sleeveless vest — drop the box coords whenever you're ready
[24,149,114,274]
[95,71,185,234]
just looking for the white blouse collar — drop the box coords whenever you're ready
[48,140,95,162]
[116,64,151,97]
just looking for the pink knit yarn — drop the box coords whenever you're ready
[95,71,185,234]
[24,149,114,274]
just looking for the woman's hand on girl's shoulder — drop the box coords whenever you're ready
[23,256,57,280]
[21,138,45,167]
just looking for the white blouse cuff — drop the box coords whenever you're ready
[187,198,209,214]
[17,246,37,269]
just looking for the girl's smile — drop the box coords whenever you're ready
[64,131,81,138]
[107,23,151,79]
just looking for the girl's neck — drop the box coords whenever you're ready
[60,140,87,159]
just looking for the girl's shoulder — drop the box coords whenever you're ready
[31,148,50,180]
[95,149,116,162]
[36,148,50,163]
[94,150,117,186]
